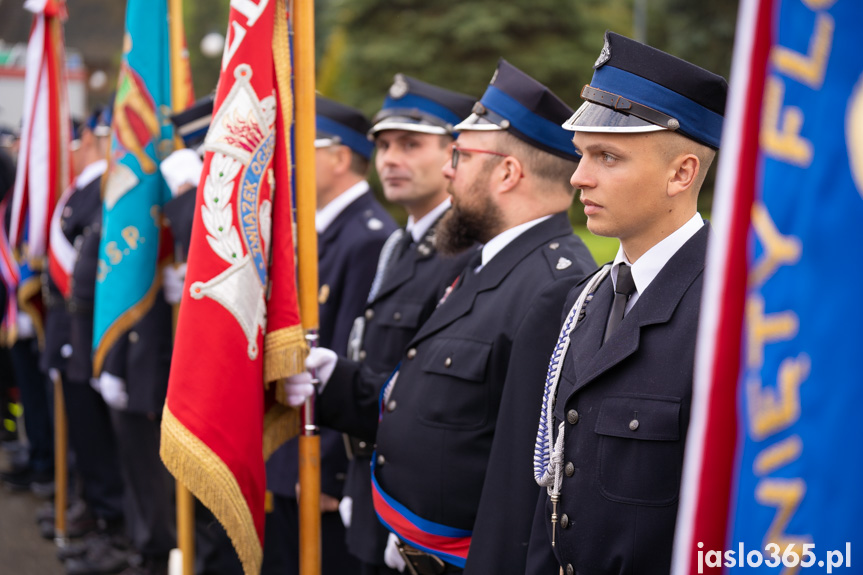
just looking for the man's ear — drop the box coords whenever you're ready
[667,154,699,198]
[498,156,524,193]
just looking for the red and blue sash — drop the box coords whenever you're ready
[371,457,472,568]
[372,369,472,567]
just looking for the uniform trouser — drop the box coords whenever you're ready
[63,377,125,521]
[195,500,243,575]
[109,408,175,559]
[261,493,359,575]
[9,339,53,473]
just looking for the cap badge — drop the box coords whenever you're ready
[389,74,409,99]
[556,257,572,270]
[594,38,611,69]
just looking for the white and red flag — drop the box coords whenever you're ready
[9,0,71,258]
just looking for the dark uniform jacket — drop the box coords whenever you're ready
[41,178,102,376]
[323,208,474,565]
[323,213,595,574]
[267,189,396,499]
[526,224,709,575]
[66,178,104,384]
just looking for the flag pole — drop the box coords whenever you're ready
[292,0,321,570]
[167,1,195,574]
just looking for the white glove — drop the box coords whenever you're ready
[306,347,337,388]
[162,263,187,304]
[16,310,35,339]
[281,347,338,407]
[99,372,129,410]
[384,533,406,572]
[338,496,352,528]
[282,371,315,407]
[160,149,203,197]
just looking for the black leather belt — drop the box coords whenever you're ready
[343,434,375,459]
[397,541,462,575]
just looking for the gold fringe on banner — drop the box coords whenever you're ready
[263,325,308,385]
[161,406,262,575]
[263,403,301,461]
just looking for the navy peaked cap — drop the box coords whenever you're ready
[370,74,475,136]
[564,31,728,149]
[315,95,374,159]
[170,94,215,150]
[455,59,579,161]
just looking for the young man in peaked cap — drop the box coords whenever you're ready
[527,31,727,575]
[263,95,397,575]
[286,60,595,575]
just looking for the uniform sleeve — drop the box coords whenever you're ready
[329,234,386,356]
[319,357,389,442]
[463,278,574,575]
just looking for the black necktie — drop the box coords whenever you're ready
[394,231,414,261]
[455,250,483,291]
[603,264,636,344]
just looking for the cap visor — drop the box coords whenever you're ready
[453,113,505,132]
[562,101,666,133]
[368,116,449,136]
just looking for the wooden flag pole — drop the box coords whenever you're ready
[53,371,68,546]
[167,1,195,574]
[292,0,320,571]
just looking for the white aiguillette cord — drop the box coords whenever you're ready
[533,264,610,546]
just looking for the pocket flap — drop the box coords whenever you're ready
[420,338,492,382]
[595,396,680,441]
[376,301,424,329]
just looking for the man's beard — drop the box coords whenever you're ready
[437,180,503,256]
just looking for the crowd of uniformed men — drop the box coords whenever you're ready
[0,28,728,575]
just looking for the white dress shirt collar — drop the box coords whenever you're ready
[611,212,704,312]
[406,197,451,243]
[315,180,370,234]
[76,159,108,190]
[480,215,552,269]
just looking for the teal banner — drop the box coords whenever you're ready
[93,0,174,369]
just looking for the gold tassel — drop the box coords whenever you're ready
[263,403,301,461]
[263,325,308,385]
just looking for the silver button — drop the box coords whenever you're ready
[393,312,402,321]
[406,348,417,359]
[565,462,575,477]
[629,419,639,431]
[567,409,579,425]
[365,309,374,320]
[444,357,452,367]
[387,400,397,412]
[549,242,560,250]
[358,350,366,361]
[358,441,367,449]
[376,454,386,466]
[566,564,574,575]
[560,514,570,529]
[129,331,139,343]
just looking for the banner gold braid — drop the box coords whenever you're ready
[161,406,262,575]
[263,0,309,390]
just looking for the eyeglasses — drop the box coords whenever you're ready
[450,146,510,169]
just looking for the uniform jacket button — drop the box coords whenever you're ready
[358,350,367,361]
[406,348,417,359]
[565,462,575,477]
[567,409,579,425]
[549,242,560,250]
[444,357,452,367]
[629,419,639,431]
[358,441,367,449]
[566,564,574,575]
[393,311,402,321]
[560,513,570,529]
[376,454,385,466]
[365,308,374,320]
[387,400,397,412]
[129,331,139,343]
